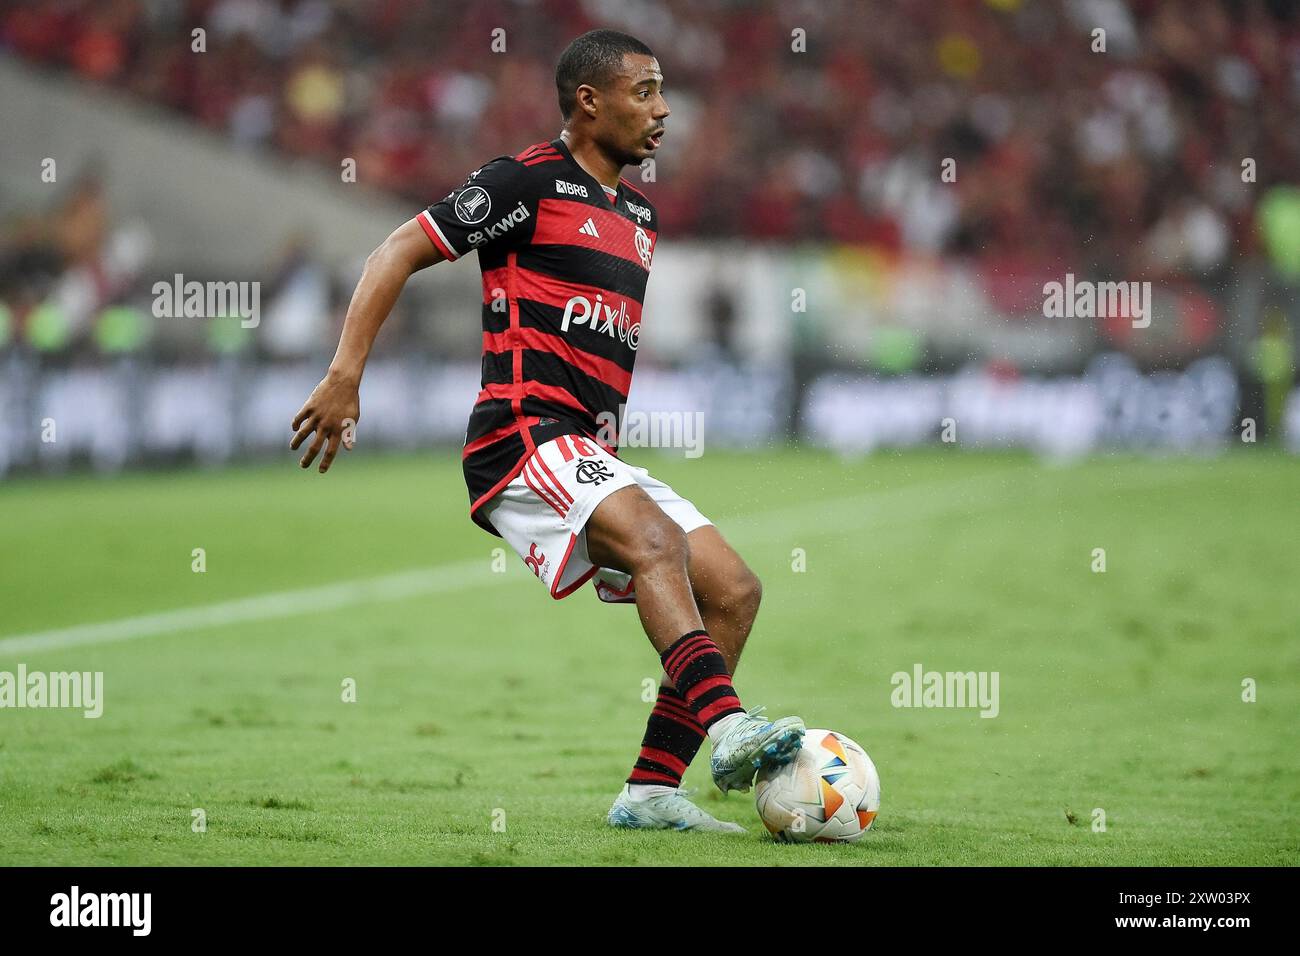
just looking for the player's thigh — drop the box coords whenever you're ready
[585,484,689,574]
[481,434,639,598]
[620,463,747,600]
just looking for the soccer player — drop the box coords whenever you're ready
[291,29,804,833]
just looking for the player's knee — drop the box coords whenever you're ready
[700,566,762,621]
[628,517,689,574]
[732,569,763,619]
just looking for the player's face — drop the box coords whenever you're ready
[600,54,669,166]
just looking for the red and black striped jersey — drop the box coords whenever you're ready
[417,137,659,536]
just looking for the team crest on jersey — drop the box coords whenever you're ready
[455,186,492,224]
[634,225,654,270]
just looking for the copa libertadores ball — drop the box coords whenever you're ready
[755,729,881,843]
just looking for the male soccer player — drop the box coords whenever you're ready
[291,29,804,833]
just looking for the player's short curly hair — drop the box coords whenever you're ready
[555,29,654,122]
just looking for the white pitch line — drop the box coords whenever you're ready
[0,462,1078,658]
[0,560,493,656]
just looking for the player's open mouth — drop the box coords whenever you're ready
[646,130,664,150]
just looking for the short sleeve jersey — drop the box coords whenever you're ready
[416,138,660,536]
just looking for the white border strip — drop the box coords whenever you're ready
[421,209,461,260]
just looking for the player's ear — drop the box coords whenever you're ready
[575,83,600,120]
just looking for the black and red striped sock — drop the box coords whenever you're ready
[626,682,707,788]
[660,629,744,730]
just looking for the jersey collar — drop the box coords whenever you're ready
[552,137,620,206]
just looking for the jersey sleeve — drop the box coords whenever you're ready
[418,157,535,261]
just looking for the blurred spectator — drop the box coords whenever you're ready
[0,0,1295,282]
[0,162,153,351]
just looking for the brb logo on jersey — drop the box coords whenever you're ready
[560,293,640,350]
[455,186,492,224]
[555,179,589,198]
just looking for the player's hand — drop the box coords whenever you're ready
[290,370,360,473]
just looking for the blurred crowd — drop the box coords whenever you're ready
[3,0,1298,282]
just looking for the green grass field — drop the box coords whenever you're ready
[1,448,1296,866]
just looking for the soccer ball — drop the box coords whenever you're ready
[755,729,880,843]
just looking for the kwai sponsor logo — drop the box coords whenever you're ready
[466,200,531,247]
[0,665,103,718]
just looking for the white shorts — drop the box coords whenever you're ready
[481,434,713,601]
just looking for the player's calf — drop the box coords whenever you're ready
[657,629,805,793]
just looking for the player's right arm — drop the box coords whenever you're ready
[293,155,532,473]
[290,217,444,473]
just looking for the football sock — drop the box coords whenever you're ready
[706,711,746,745]
[626,682,708,789]
[626,783,676,800]
[660,629,744,730]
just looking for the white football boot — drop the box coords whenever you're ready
[606,784,747,834]
[709,706,806,793]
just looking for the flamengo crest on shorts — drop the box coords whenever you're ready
[483,435,713,601]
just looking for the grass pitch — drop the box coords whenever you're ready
[1,448,1296,865]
